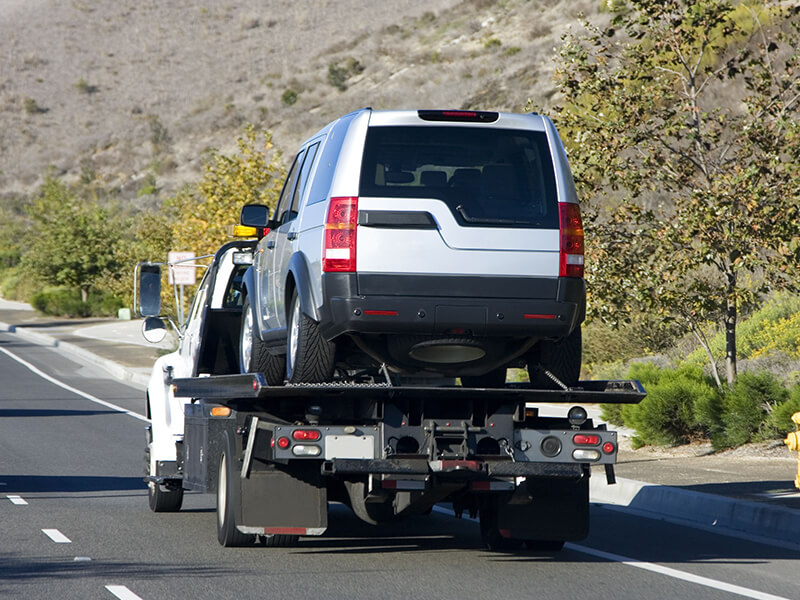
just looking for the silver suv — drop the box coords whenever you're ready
[239,109,585,387]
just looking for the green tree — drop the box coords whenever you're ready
[166,125,285,259]
[23,177,121,303]
[554,0,800,386]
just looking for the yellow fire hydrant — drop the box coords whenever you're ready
[785,412,800,491]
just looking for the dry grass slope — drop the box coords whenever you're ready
[0,0,598,201]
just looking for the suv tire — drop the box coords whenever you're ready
[286,291,335,383]
[240,296,284,385]
[527,327,582,389]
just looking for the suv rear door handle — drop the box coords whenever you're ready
[266,241,275,249]
[287,231,298,241]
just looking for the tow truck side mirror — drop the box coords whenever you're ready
[137,263,162,317]
[141,316,167,344]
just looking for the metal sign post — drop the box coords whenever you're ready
[168,251,196,325]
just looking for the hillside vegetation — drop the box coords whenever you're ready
[1,0,798,449]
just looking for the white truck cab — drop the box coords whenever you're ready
[137,239,256,511]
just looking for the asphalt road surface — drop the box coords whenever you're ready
[1,332,799,600]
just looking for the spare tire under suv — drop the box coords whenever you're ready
[239,109,585,387]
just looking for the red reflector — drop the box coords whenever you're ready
[364,310,398,316]
[573,434,600,446]
[292,429,321,441]
[323,196,358,272]
[602,442,616,454]
[559,203,584,278]
[471,481,491,491]
[382,480,398,490]
[277,437,290,449]
[523,314,556,320]
[265,527,307,535]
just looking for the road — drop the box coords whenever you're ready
[1,331,799,600]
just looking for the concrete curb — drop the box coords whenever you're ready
[591,476,800,548]
[0,320,150,389]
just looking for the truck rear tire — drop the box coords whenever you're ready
[479,498,524,551]
[286,291,335,383]
[527,327,582,389]
[240,296,284,385]
[145,442,183,512]
[217,433,257,547]
[148,481,184,513]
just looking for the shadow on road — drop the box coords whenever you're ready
[0,475,145,493]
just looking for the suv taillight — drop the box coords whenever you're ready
[559,202,584,278]
[323,196,358,272]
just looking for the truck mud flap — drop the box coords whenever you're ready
[238,465,327,535]
[495,475,589,542]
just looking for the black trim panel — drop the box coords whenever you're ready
[358,210,437,229]
[358,274,560,299]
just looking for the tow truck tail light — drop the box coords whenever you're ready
[573,434,600,446]
[603,442,616,454]
[292,429,321,441]
[323,196,358,272]
[559,202,584,278]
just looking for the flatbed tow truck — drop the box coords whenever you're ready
[137,238,645,551]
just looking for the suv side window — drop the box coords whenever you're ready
[288,141,320,220]
[274,150,305,225]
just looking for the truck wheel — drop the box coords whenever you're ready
[527,327,582,389]
[286,291,334,383]
[240,296,284,385]
[148,481,184,513]
[145,442,183,512]
[479,499,524,551]
[525,540,565,553]
[260,532,300,547]
[217,433,256,547]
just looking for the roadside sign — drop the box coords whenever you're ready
[168,251,196,286]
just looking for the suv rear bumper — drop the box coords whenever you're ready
[319,273,585,341]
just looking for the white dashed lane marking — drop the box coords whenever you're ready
[106,585,145,600]
[42,529,71,543]
[7,495,28,505]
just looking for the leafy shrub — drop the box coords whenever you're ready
[769,384,800,436]
[718,372,789,448]
[327,58,364,91]
[30,286,123,317]
[621,369,717,446]
[31,287,91,317]
[484,38,502,49]
[281,88,298,106]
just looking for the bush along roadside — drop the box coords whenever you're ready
[602,365,800,451]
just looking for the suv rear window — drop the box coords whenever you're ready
[359,126,559,228]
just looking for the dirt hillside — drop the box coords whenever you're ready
[0,0,599,201]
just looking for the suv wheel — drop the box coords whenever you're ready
[527,327,582,389]
[240,296,284,385]
[286,291,334,383]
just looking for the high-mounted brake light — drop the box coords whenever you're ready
[417,109,499,123]
[559,202,584,278]
[323,197,358,272]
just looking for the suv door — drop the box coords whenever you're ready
[272,140,321,329]
[258,149,304,333]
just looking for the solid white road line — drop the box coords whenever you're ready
[106,585,144,600]
[567,543,792,600]
[7,495,28,505]
[42,529,71,543]
[431,506,790,600]
[0,346,148,423]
